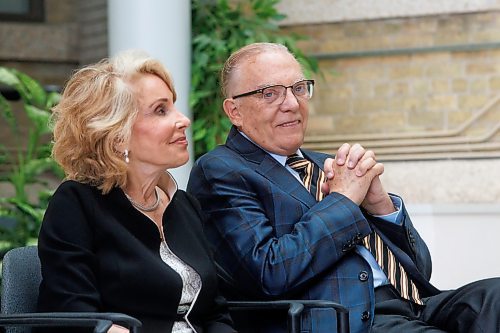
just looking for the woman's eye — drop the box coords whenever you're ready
[155,107,167,115]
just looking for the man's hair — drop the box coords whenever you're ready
[220,42,295,98]
[51,50,176,194]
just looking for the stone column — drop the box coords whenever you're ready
[108,0,192,189]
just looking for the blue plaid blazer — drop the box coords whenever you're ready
[187,127,440,333]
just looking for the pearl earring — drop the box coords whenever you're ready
[124,149,129,163]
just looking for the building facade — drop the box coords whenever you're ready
[1,0,500,289]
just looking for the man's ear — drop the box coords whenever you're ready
[223,98,242,127]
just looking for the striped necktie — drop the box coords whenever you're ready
[363,232,423,305]
[286,153,423,305]
[286,154,326,201]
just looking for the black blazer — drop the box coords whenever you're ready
[37,180,235,333]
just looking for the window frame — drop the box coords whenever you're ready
[0,0,44,22]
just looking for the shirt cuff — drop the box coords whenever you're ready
[372,195,402,224]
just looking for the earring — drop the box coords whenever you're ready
[124,149,129,163]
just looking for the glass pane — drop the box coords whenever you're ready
[0,0,30,14]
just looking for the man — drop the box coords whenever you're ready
[187,42,500,333]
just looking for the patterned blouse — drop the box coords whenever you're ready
[159,239,202,333]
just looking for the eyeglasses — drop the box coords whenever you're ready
[232,79,315,104]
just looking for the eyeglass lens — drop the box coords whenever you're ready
[262,80,314,104]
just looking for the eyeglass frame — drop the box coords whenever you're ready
[231,79,315,102]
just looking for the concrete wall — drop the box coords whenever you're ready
[384,159,500,290]
[277,0,500,24]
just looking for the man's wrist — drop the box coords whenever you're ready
[364,195,397,216]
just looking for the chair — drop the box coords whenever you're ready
[0,246,350,333]
[216,262,350,333]
[0,246,142,333]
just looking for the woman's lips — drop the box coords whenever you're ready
[171,136,188,144]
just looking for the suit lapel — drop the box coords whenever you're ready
[257,155,317,207]
[225,127,317,207]
[371,223,440,295]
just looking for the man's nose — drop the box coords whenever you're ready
[280,87,300,109]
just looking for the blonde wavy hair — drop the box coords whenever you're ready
[51,50,176,194]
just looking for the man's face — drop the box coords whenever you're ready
[226,51,309,156]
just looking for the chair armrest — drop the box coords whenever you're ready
[0,312,142,333]
[227,300,349,333]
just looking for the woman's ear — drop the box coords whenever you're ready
[223,98,242,127]
[114,138,128,156]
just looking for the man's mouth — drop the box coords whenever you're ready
[278,120,300,127]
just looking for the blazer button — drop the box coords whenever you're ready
[361,311,370,321]
[358,271,369,282]
[342,241,353,252]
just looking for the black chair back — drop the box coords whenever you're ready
[2,246,41,313]
[2,246,41,333]
[0,246,141,333]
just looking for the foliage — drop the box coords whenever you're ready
[191,0,319,157]
[0,67,63,254]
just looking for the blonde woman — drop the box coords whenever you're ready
[37,50,236,333]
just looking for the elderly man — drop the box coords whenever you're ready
[187,42,500,333]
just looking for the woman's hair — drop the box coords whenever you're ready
[220,42,293,98]
[51,50,176,194]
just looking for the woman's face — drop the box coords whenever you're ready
[127,73,190,171]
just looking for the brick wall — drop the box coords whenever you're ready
[281,12,500,137]
[0,0,108,85]
[280,10,500,206]
[77,0,108,65]
[0,0,108,180]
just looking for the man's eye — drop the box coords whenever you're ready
[262,89,278,99]
[294,84,306,94]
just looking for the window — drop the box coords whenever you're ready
[0,0,44,22]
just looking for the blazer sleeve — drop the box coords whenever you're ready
[37,181,101,313]
[187,153,373,297]
[367,196,433,281]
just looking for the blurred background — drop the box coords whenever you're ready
[0,0,499,290]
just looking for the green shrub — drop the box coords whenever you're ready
[0,67,63,254]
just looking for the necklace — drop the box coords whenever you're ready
[125,187,161,212]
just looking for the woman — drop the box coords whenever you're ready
[37,50,236,333]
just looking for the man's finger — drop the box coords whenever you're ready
[347,143,365,169]
[323,158,335,178]
[367,162,385,177]
[355,157,376,176]
[335,143,350,165]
